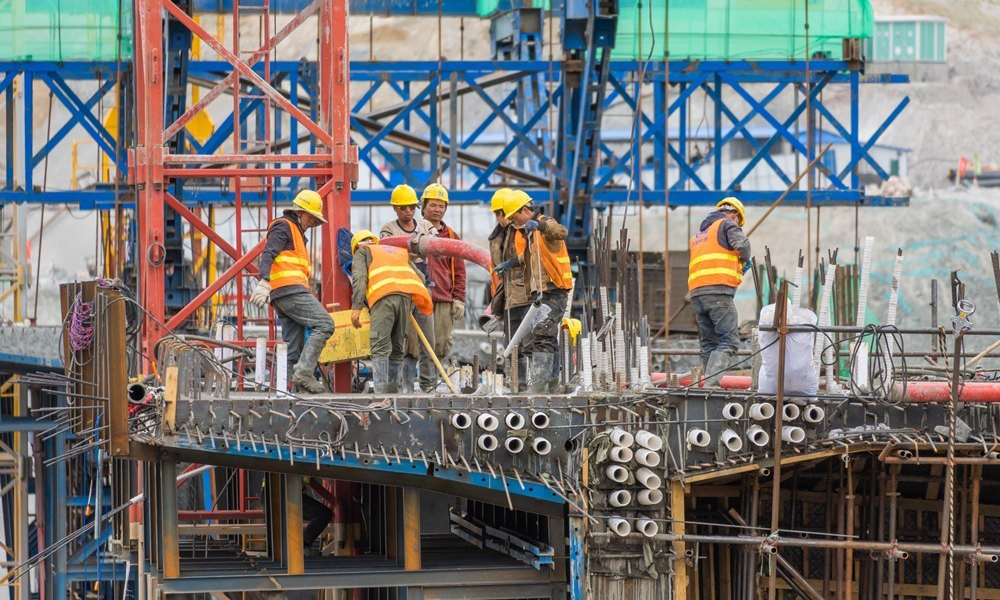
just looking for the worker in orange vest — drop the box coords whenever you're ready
[688,197,751,385]
[494,190,573,393]
[249,190,335,394]
[349,231,433,393]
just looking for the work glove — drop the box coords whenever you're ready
[451,299,466,321]
[249,280,270,309]
[492,258,518,274]
[522,220,540,232]
[351,309,363,329]
[741,261,752,275]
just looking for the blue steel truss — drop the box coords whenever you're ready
[1,58,909,210]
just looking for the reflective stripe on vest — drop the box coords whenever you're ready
[515,228,574,290]
[366,246,433,315]
[688,219,742,290]
[269,218,312,290]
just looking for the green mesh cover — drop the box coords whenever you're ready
[477,0,551,18]
[614,0,873,60]
[0,0,133,61]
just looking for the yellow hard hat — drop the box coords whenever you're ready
[490,188,514,212]
[503,189,533,219]
[292,189,327,223]
[717,196,745,227]
[390,184,418,206]
[421,182,449,204]
[350,230,378,254]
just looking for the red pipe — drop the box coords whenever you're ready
[651,372,1000,402]
[380,235,492,271]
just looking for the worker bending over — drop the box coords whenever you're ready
[380,184,436,391]
[250,190,335,394]
[487,188,532,387]
[496,190,573,393]
[419,183,466,389]
[688,197,751,385]
[349,231,433,393]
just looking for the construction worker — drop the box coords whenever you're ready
[487,189,531,387]
[494,190,573,393]
[380,184,436,390]
[250,189,335,394]
[419,183,466,388]
[688,197,751,385]
[349,230,433,393]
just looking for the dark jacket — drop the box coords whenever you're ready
[689,211,751,298]
[259,210,311,301]
[424,221,467,304]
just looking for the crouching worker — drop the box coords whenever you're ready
[349,230,433,393]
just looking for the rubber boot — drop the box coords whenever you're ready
[547,350,564,393]
[387,360,402,394]
[704,350,732,387]
[528,352,554,394]
[402,357,418,393]
[292,370,327,394]
[372,358,391,394]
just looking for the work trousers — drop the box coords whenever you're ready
[273,291,336,376]
[690,293,740,362]
[302,493,333,548]
[521,289,568,355]
[370,293,412,361]
[432,301,455,362]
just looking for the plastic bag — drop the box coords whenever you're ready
[758,303,818,397]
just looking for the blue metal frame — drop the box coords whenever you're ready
[0,58,909,211]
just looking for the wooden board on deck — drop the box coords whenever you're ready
[319,308,371,364]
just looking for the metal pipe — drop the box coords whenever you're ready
[971,466,982,600]
[768,284,789,600]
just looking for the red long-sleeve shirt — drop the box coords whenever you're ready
[424,221,466,303]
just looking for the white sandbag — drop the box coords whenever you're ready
[758,303,818,397]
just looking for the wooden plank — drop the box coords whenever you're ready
[105,289,129,456]
[163,367,179,431]
[285,474,305,574]
[671,480,689,598]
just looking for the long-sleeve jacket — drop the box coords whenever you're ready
[258,210,310,301]
[501,225,531,309]
[424,221,466,303]
[350,246,425,310]
[515,216,569,295]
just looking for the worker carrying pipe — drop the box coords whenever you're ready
[249,190,335,394]
[493,190,573,393]
[687,197,752,386]
[416,183,466,391]
[349,230,433,393]
[485,188,533,389]
[379,184,437,392]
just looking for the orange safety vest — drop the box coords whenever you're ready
[366,246,433,315]
[688,219,742,291]
[515,228,573,290]
[269,217,312,290]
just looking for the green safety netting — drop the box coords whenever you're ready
[614,0,873,60]
[0,0,133,61]
[477,0,551,18]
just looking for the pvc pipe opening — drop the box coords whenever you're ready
[504,437,524,454]
[636,467,661,490]
[634,430,663,451]
[802,405,825,424]
[532,437,552,455]
[722,402,745,420]
[505,412,526,430]
[609,489,632,507]
[610,445,633,463]
[606,464,630,483]
[721,429,743,452]
[687,428,711,448]
[748,425,770,447]
[477,434,498,451]
[635,448,662,467]
[781,426,806,444]
[531,412,550,430]
[451,413,471,430]
[750,403,775,421]
[638,489,663,505]
[636,518,659,538]
[608,518,631,537]
[610,428,634,447]
[477,413,499,432]
[782,403,801,421]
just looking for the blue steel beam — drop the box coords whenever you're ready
[189,0,481,15]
